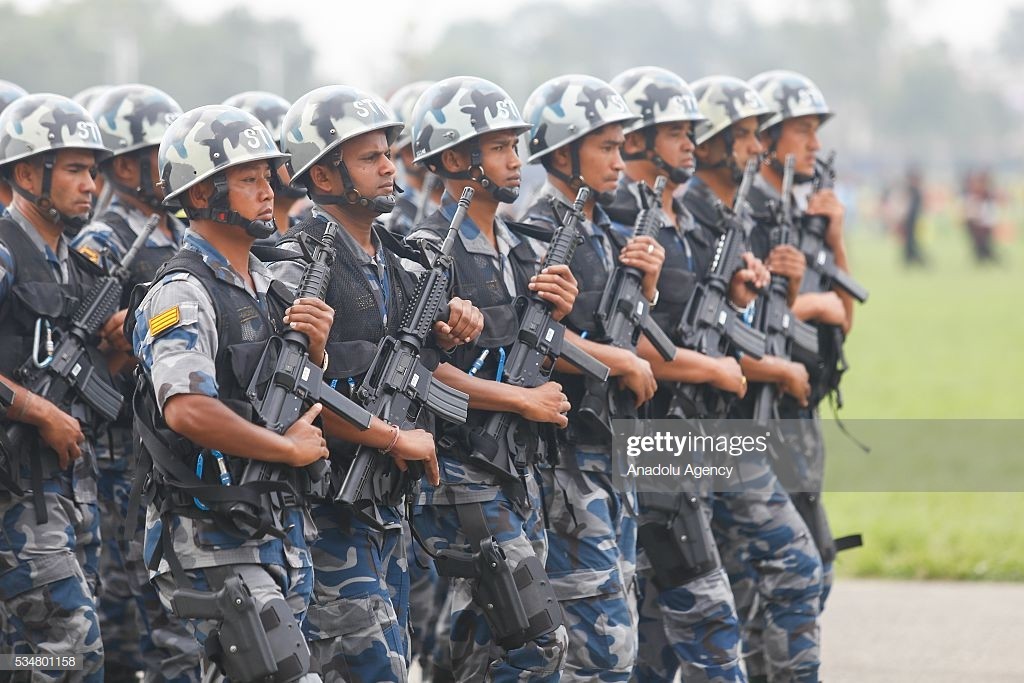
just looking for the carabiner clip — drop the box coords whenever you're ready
[31,318,55,369]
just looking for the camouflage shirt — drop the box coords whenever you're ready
[132,228,314,573]
[70,196,185,272]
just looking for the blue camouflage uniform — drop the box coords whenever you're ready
[71,197,200,682]
[131,229,320,682]
[522,183,639,683]
[683,175,824,683]
[269,208,413,683]
[0,204,104,681]
[605,177,745,683]
[407,194,568,683]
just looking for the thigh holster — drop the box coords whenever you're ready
[637,492,719,589]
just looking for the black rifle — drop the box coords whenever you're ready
[465,188,609,481]
[753,155,820,426]
[337,188,474,529]
[10,214,160,427]
[579,178,676,438]
[0,380,21,494]
[233,222,374,529]
[799,152,868,303]
[672,160,767,418]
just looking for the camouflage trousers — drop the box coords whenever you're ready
[413,470,567,682]
[153,562,318,682]
[0,490,103,682]
[303,503,408,683]
[404,519,449,676]
[538,464,637,682]
[632,496,744,683]
[710,451,823,683]
[95,452,201,683]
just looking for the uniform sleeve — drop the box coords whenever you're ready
[132,274,219,412]
[70,223,125,272]
[263,239,309,296]
[0,242,13,307]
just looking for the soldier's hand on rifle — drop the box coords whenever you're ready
[711,356,747,398]
[619,353,657,406]
[433,297,483,350]
[806,189,846,251]
[99,309,132,353]
[766,244,807,304]
[619,236,665,302]
[778,361,811,408]
[729,252,770,309]
[388,428,440,486]
[520,381,571,428]
[283,402,329,467]
[283,298,335,367]
[527,264,578,321]
[33,397,86,469]
[794,291,845,326]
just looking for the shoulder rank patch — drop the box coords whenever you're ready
[149,305,181,338]
[77,246,101,265]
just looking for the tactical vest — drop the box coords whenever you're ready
[415,210,537,439]
[128,247,300,536]
[281,215,417,464]
[100,210,178,307]
[0,217,110,487]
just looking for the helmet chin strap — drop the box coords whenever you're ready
[184,175,277,239]
[308,157,401,214]
[107,150,164,211]
[547,140,615,206]
[431,139,519,204]
[622,126,692,184]
[9,152,94,235]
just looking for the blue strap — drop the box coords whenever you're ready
[495,347,507,383]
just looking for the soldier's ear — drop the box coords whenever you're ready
[307,163,334,194]
[623,131,646,156]
[550,145,571,175]
[11,159,39,193]
[112,155,136,183]
[440,147,464,175]
[693,139,715,165]
[186,179,212,209]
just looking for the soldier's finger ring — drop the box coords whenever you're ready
[740,376,747,387]
[647,243,655,254]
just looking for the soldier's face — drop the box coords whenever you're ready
[224,160,274,222]
[340,131,396,199]
[654,121,696,171]
[110,147,163,200]
[773,116,821,177]
[729,117,764,168]
[398,145,425,179]
[43,149,99,218]
[578,124,626,193]
[476,130,522,186]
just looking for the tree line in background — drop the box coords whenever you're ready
[4,0,1023,175]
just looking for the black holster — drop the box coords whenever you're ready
[637,492,719,589]
[790,492,837,564]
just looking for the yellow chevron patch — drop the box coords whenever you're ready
[149,305,181,338]
[78,246,101,265]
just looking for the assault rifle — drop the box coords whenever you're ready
[671,160,767,418]
[579,178,676,438]
[463,188,609,481]
[799,152,868,303]
[232,222,374,531]
[336,188,474,529]
[752,155,820,426]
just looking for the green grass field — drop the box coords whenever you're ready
[822,198,1024,580]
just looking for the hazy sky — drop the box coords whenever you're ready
[12,0,1022,88]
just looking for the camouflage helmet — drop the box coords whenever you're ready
[158,104,287,208]
[610,66,704,135]
[522,74,638,164]
[387,81,433,151]
[222,91,291,145]
[282,85,403,183]
[0,80,27,116]
[71,85,113,111]
[748,70,833,132]
[0,93,110,169]
[91,84,182,158]
[690,76,773,145]
[410,76,529,165]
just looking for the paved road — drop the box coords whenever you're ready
[820,578,1024,682]
[411,578,1024,682]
